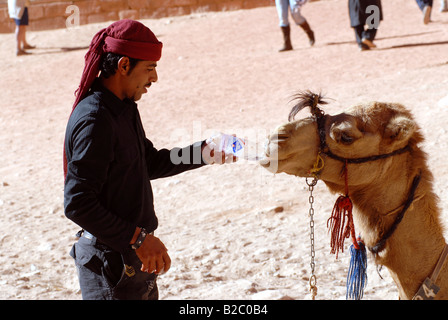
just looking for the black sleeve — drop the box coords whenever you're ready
[64,113,136,253]
[145,139,207,180]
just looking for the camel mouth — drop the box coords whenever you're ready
[263,132,290,155]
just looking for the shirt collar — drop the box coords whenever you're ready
[91,79,137,116]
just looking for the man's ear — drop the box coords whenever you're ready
[384,115,416,143]
[117,56,131,75]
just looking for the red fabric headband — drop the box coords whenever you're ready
[103,36,162,61]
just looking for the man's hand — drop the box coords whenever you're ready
[202,133,239,165]
[134,234,171,275]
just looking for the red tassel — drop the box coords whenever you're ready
[327,162,359,258]
[327,195,355,258]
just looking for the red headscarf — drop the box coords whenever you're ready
[64,19,163,178]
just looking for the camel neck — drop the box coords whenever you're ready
[368,172,422,254]
[350,169,447,299]
[385,217,447,299]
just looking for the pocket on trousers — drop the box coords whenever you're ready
[71,242,103,276]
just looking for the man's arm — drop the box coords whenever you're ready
[144,139,207,180]
[144,135,238,180]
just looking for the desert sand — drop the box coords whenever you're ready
[0,0,448,300]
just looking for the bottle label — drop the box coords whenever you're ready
[231,138,245,154]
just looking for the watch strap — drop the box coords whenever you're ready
[131,228,148,250]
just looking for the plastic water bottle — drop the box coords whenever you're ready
[214,133,263,161]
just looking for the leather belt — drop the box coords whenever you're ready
[79,229,155,247]
[79,230,108,247]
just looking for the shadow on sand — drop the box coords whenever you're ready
[325,30,445,49]
[24,45,89,55]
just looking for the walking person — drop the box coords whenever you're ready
[349,0,383,51]
[275,0,315,52]
[415,0,448,19]
[64,19,237,300]
[441,0,448,12]
[415,0,433,24]
[8,0,35,56]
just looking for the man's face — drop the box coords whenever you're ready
[123,60,158,101]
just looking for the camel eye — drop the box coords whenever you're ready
[340,132,354,144]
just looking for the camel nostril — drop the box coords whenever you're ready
[273,133,290,141]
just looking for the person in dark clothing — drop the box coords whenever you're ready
[348,0,383,50]
[64,19,236,300]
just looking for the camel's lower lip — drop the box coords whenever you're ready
[258,155,287,166]
[258,157,271,166]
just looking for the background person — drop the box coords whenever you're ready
[348,0,383,51]
[8,0,34,56]
[415,0,433,24]
[441,0,448,12]
[275,0,315,52]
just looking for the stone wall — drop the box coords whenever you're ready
[0,0,273,33]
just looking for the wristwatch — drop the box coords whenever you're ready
[131,228,149,250]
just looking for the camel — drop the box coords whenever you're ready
[260,91,448,299]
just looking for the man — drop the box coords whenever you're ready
[348,0,383,51]
[64,19,235,300]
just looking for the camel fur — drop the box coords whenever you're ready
[260,91,447,299]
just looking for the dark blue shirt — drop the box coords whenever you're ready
[64,83,206,253]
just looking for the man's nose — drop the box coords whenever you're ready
[151,70,158,83]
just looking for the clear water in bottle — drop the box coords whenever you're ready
[214,133,264,161]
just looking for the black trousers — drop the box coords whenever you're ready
[353,24,378,45]
[70,232,158,300]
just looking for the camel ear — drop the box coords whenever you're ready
[384,116,416,143]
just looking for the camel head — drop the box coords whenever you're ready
[260,91,424,193]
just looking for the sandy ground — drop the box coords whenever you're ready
[0,0,448,300]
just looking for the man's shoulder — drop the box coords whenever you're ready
[71,92,113,121]
[67,93,116,133]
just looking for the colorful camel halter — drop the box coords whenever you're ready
[289,91,418,300]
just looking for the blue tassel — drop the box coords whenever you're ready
[346,240,367,300]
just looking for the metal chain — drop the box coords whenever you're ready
[306,177,318,300]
